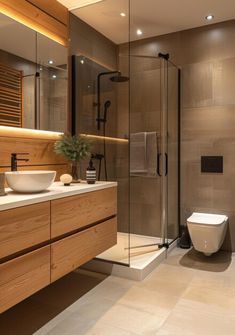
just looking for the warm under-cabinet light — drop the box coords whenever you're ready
[0,126,63,140]
[80,134,128,143]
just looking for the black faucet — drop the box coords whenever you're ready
[11,153,29,171]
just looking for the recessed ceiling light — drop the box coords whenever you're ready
[48,60,54,64]
[205,14,214,20]
[136,29,143,36]
[52,74,57,79]
[80,59,84,64]
[120,12,126,17]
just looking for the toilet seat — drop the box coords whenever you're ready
[187,212,228,226]
[187,212,228,255]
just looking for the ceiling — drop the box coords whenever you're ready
[58,0,235,44]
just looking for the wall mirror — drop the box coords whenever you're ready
[0,12,68,132]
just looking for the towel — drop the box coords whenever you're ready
[130,131,158,176]
[130,132,147,173]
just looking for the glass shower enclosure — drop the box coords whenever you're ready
[72,53,179,268]
[71,0,180,269]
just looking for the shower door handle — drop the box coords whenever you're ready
[165,153,168,176]
[157,153,162,176]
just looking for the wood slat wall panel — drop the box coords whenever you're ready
[0,137,67,166]
[0,63,22,127]
[0,136,69,181]
[26,0,68,26]
[0,0,68,46]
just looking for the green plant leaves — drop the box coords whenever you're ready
[54,133,92,162]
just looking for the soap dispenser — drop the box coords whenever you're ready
[86,157,96,184]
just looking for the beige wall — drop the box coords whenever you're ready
[123,19,235,250]
[70,13,117,70]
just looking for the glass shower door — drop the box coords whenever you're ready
[164,61,180,245]
[129,55,179,261]
[129,55,165,257]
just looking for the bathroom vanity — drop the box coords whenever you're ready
[0,181,117,313]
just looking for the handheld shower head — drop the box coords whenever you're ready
[104,100,111,110]
[103,100,111,122]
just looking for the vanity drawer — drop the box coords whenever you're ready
[0,246,50,314]
[0,202,50,259]
[51,217,117,282]
[51,187,117,238]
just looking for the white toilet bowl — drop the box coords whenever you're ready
[187,212,228,256]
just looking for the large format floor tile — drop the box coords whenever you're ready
[1,247,235,335]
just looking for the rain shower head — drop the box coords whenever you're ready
[110,73,129,82]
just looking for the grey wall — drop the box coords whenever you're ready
[121,19,235,250]
[70,13,118,70]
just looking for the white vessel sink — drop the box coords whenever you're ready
[5,171,56,193]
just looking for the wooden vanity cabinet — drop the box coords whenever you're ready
[0,246,50,314]
[0,186,117,314]
[51,187,117,238]
[51,217,117,282]
[0,202,50,259]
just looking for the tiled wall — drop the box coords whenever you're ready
[121,19,235,250]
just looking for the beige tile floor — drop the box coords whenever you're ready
[0,247,235,335]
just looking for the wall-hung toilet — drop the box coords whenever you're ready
[187,212,228,256]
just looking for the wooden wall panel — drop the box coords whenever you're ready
[0,63,23,128]
[0,136,69,179]
[26,0,68,26]
[0,137,66,166]
[0,0,68,46]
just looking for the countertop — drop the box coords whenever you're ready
[0,181,117,211]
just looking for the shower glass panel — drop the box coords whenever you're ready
[72,0,179,269]
[128,54,179,263]
[166,61,180,244]
[129,55,164,259]
[72,0,130,266]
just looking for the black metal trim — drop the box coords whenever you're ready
[157,153,162,176]
[178,68,181,237]
[158,243,169,249]
[158,52,170,61]
[71,55,76,135]
[96,71,119,130]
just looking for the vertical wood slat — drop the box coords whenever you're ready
[0,63,22,127]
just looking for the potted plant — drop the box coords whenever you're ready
[54,133,92,182]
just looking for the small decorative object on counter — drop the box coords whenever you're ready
[0,173,6,196]
[86,157,96,184]
[60,174,73,186]
[54,133,92,183]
